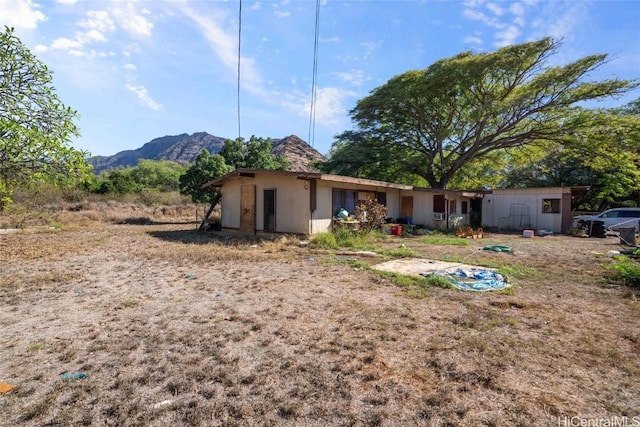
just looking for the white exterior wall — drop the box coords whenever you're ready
[220,179,242,230]
[405,191,472,231]
[220,174,312,234]
[482,188,567,232]
[311,182,334,234]
[408,190,433,226]
[310,181,403,234]
[385,189,401,219]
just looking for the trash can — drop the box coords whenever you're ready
[619,227,636,246]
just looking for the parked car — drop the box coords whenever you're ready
[574,208,640,232]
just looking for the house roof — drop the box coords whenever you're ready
[203,169,413,190]
[203,169,591,197]
[411,186,489,198]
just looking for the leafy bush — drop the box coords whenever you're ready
[605,258,640,287]
[353,199,387,232]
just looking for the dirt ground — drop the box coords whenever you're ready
[1,213,639,426]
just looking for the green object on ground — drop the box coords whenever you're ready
[482,245,512,252]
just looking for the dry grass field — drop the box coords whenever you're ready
[1,202,639,426]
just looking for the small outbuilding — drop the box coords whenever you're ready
[481,186,589,234]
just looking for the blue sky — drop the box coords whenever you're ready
[2,0,639,157]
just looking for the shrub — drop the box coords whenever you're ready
[605,257,640,287]
[353,199,387,232]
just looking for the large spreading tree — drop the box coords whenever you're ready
[321,38,639,189]
[0,26,90,204]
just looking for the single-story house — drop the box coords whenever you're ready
[204,169,588,235]
[204,169,412,235]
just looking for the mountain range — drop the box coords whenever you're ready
[89,133,327,174]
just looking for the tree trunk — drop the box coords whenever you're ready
[199,194,221,231]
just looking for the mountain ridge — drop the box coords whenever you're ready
[89,133,326,174]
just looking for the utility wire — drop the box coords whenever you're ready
[237,0,242,141]
[308,0,320,148]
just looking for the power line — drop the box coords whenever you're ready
[237,0,242,141]
[308,0,320,148]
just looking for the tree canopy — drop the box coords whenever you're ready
[219,136,288,171]
[179,149,232,204]
[503,103,640,210]
[321,38,639,189]
[0,26,89,203]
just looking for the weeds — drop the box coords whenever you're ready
[605,257,640,287]
[380,247,416,258]
[418,236,470,246]
[309,229,386,250]
[26,342,45,352]
[376,270,452,298]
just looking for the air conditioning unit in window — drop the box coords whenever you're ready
[433,212,445,221]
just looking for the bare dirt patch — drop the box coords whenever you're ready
[1,221,639,426]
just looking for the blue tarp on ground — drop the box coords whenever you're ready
[421,267,510,292]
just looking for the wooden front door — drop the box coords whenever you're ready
[401,196,414,218]
[240,185,256,234]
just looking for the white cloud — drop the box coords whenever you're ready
[464,8,501,28]
[48,9,114,57]
[282,86,355,130]
[464,0,543,47]
[56,0,78,4]
[463,35,483,46]
[495,25,520,47]
[110,3,153,38]
[52,37,82,50]
[486,3,504,16]
[0,0,46,29]
[510,3,526,27]
[250,2,261,11]
[527,2,585,47]
[274,10,290,18]
[177,4,265,96]
[81,29,107,43]
[312,87,356,126]
[360,41,382,60]
[33,44,48,53]
[333,69,366,87]
[78,10,115,33]
[123,63,136,70]
[125,83,163,111]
